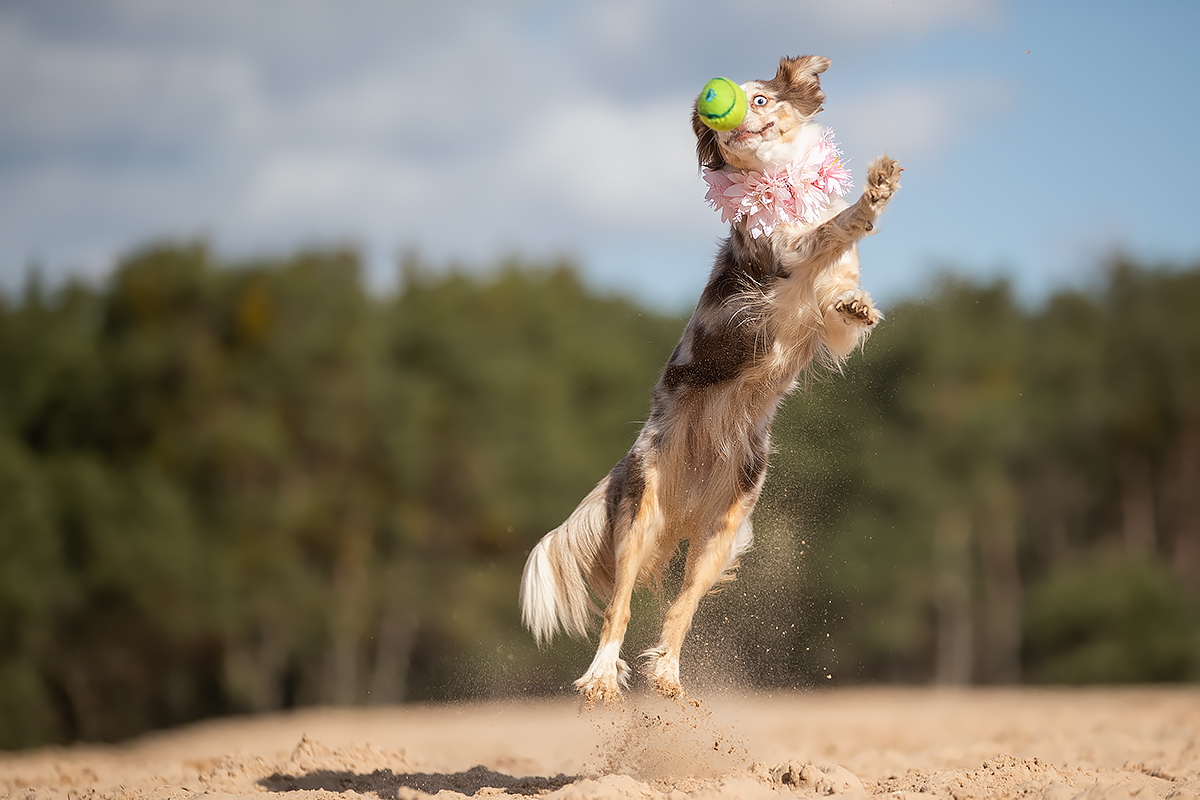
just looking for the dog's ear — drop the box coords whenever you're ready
[778,54,831,82]
[765,55,830,118]
[692,105,726,170]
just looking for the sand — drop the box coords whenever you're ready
[2,687,1198,800]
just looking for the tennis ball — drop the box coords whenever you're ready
[696,77,747,132]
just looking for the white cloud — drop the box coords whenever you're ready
[245,152,429,225]
[572,1,658,54]
[510,97,704,230]
[805,0,1001,39]
[833,78,1011,165]
[0,0,1018,298]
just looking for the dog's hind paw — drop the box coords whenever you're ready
[865,155,902,208]
[574,658,630,707]
[642,647,684,700]
[650,672,683,700]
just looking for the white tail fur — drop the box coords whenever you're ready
[519,477,613,645]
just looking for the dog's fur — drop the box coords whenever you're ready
[519,55,901,703]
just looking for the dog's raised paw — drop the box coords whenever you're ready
[865,155,902,207]
[833,289,881,326]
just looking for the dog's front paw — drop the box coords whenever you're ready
[574,658,630,707]
[865,155,902,208]
[833,289,881,327]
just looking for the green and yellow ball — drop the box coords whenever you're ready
[696,77,748,132]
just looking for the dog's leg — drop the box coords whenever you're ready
[826,290,881,367]
[643,498,755,699]
[814,247,880,361]
[789,155,901,272]
[788,155,897,362]
[574,471,663,705]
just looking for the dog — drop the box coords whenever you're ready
[519,55,901,703]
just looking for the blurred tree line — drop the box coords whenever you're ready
[0,243,1197,749]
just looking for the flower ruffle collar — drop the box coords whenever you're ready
[702,128,853,239]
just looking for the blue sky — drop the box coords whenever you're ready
[1,0,1197,311]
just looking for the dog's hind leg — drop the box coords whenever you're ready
[643,497,756,699]
[574,467,664,705]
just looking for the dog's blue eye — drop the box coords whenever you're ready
[753,95,768,106]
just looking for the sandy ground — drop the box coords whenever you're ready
[2,687,1198,800]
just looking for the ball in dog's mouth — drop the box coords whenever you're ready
[697,77,748,132]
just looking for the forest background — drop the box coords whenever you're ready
[1,243,1198,750]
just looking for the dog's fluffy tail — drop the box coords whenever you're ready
[520,477,614,646]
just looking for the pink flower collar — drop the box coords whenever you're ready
[702,128,853,239]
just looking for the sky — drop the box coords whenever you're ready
[2,0,1198,311]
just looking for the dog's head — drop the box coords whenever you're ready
[693,55,830,172]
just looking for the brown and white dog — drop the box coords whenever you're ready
[520,55,901,703]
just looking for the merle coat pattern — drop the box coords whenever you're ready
[520,55,902,703]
